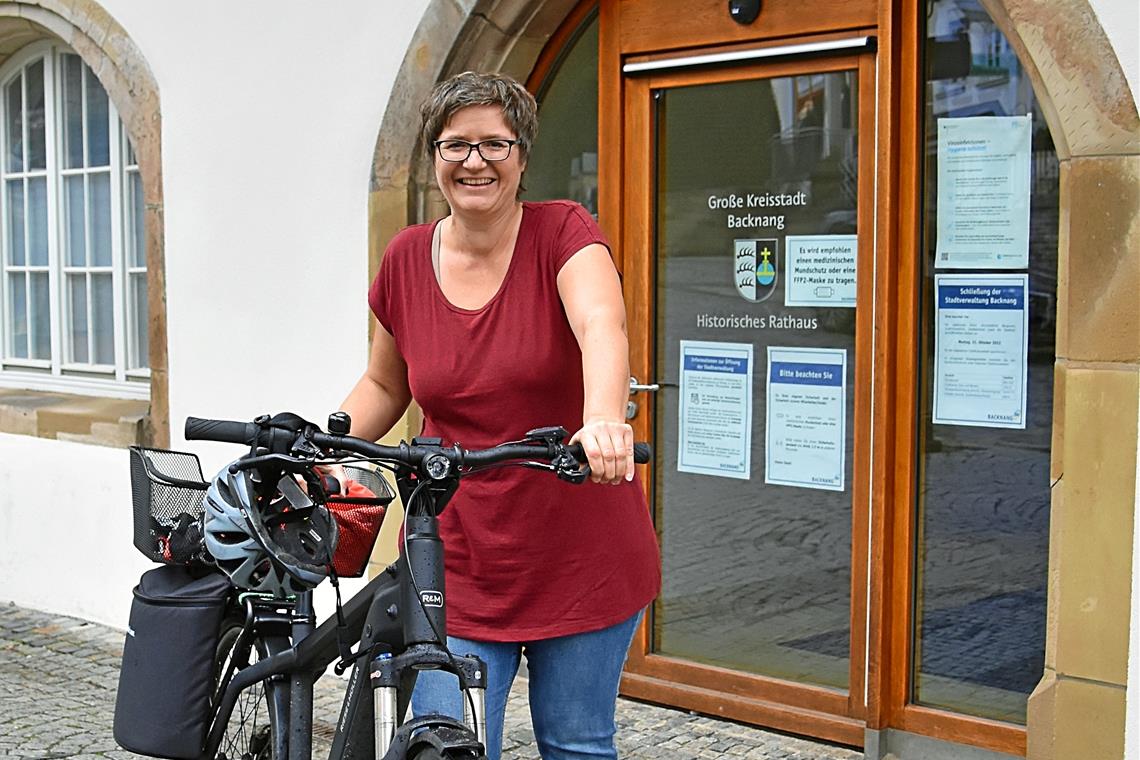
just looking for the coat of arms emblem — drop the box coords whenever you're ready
[734,238,779,302]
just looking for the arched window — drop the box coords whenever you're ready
[524,9,599,215]
[0,42,146,399]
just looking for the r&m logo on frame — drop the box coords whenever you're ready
[734,238,779,303]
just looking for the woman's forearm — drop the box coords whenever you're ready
[339,372,410,442]
[579,315,631,425]
[339,323,412,442]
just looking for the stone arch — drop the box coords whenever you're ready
[975,2,1138,758]
[0,0,168,445]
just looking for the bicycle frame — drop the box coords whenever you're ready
[181,414,643,760]
[203,467,487,760]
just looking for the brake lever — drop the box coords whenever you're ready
[552,449,589,484]
[523,428,590,484]
[557,465,589,485]
[517,459,588,484]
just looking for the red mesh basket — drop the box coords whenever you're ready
[328,466,395,577]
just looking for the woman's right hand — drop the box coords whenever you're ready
[571,418,636,485]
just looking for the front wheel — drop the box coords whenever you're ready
[409,748,486,760]
[212,618,278,760]
[405,726,486,760]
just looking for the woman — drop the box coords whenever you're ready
[339,71,660,760]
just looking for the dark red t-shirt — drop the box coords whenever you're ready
[369,200,660,641]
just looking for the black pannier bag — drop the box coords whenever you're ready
[114,564,231,758]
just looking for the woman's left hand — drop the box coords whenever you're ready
[570,418,636,485]
[313,463,351,495]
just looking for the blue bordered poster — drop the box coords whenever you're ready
[764,347,847,492]
[677,340,753,480]
[933,274,1029,429]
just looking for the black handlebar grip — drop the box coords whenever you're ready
[184,417,259,445]
[567,442,652,465]
[633,442,651,464]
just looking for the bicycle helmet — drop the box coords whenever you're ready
[203,462,339,597]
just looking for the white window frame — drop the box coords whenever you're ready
[0,41,148,400]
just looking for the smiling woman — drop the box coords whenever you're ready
[339,70,661,759]
[432,104,526,220]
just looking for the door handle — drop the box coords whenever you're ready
[627,377,660,420]
[629,377,660,394]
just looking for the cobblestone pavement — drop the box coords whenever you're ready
[1,604,860,759]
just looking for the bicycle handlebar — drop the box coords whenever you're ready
[185,417,259,445]
[185,415,650,474]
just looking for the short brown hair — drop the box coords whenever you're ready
[421,71,539,161]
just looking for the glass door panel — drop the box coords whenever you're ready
[913,0,1057,724]
[651,69,859,690]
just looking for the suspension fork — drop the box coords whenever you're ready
[372,646,487,757]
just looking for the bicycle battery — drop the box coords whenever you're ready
[114,564,231,759]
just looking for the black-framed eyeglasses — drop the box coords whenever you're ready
[433,139,519,163]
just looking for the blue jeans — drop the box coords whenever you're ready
[411,611,643,760]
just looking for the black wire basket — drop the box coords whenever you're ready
[129,446,209,564]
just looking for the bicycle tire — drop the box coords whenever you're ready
[211,618,277,760]
[409,748,486,760]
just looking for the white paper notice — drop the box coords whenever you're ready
[785,234,858,308]
[936,115,1031,269]
[933,274,1029,429]
[678,340,753,480]
[765,347,846,492]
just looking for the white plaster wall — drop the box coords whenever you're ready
[0,433,152,626]
[0,0,429,628]
[1088,0,1139,105]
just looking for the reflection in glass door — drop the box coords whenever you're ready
[652,69,859,691]
[912,0,1056,725]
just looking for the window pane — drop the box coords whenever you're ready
[89,171,111,266]
[125,135,137,165]
[652,73,858,689]
[27,176,47,266]
[91,273,113,364]
[26,60,45,171]
[913,0,1056,724]
[130,272,148,369]
[526,14,599,214]
[62,54,84,169]
[29,270,49,359]
[6,75,22,173]
[64,175,85,266]
[68,273,88,363]
[129,170,145,267]
[85,64,110,167]
[6,179,24,266]
[8,271,26,359]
